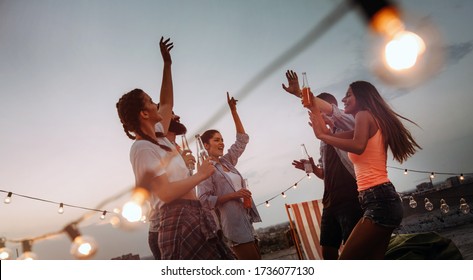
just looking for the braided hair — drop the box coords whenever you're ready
[116,88,171,152]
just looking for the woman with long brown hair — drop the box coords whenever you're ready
[309,80,421,259]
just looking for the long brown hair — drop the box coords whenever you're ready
[116,88,171,151]
[350,81,421,163]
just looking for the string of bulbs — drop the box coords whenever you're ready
[1,166,471,260]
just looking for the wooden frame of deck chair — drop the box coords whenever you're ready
[285,199,344,259]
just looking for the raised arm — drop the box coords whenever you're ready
[227,92,245,134]
[157,36,174,135]
[282,70,333,115]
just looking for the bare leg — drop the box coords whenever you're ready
[339,217,394,260]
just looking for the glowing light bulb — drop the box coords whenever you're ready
[265,201,270,207]
[70,235,98,260]
[409,196,417,208]
[121,187,150,223]
[58,203,64,214]
[100,211,107,220]
[459,174,464,181]
[306,173,311,179]
[293,183,298,189]
[430,172,435,179]
[459,198,470,215]
[424,198,433,211]
[384,31,425,71]
[404,169,408,175]
[17,240,37,260]
[440,199,449,214]
[0,238,13,260]
[4,192,12,204]
[281,192,287,198]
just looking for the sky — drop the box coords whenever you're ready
[1,0,473,260]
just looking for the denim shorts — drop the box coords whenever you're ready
[358,182,403,228]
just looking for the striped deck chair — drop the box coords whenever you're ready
[285,200,344,260]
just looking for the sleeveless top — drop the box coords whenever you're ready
[348,127,389,191]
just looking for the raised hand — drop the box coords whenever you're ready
[282,70,302,98]
[227,92,237,111]
[159,36,174,65]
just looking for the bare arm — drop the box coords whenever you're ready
[311,110,373,154]
[227,92,245,134]
[149,158,215,203]
[157,37,174,135]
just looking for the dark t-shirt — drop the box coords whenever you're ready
[322,144,359,209]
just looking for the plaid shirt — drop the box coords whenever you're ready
[158,199,235,260]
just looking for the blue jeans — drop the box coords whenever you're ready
[358,182,403,228]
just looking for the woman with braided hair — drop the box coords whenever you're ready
[116,37,234,260]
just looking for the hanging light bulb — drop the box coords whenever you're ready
[459,198,470,215]
[293,183,298,189]
[281,192,287,198]
[17,240,38,260]
[440,199,449,214]
[265,201,271,207]
[459,174,464,181]
[408,196,417,208]
[430,172,435,179]
[357,0,445,87]
[64,224,98,260]
[4,192,12,204]
[306,173,311,179]
[424,198,433,211]
[0,237,14,260]
[58,203,64,214]
[121,187,150,223]
[100,210,107,220]
[404,169,408,175]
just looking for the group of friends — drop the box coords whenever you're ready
[116,37,421,260]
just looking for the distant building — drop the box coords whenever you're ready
[111,253,140,260]
[416,181,433,192]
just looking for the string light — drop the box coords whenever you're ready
[306,173,311,179]
[440,199,449,214]
[265,201,271,208]
[0,237,14,260]
[281,192,287,198]
[430,172,435,179]
[424,198,434,211]
[408,196,417,208]
[121,187,150,223]
[17,240,38,260]
[4,192,12,204]
[293,183,298,189]
[460,174,465,181]
[58,203,64,214]
[100,211,107,220]
[459,198,470,215]
[64,224,98,260]
[404,169,408,175]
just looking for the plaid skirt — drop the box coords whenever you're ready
[158,199,235,260]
